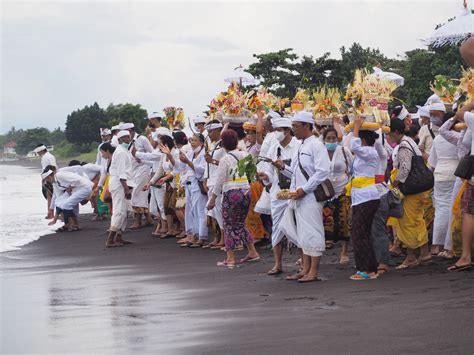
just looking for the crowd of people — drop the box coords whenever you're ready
[35,41,474,282]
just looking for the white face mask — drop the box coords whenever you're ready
[274,131,286,142]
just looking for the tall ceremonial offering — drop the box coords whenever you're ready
[311,86,343,126]
[455,67,474,130]
[210,81,253,124]
[430,75,458,111]
[290,89,311,112]
[162,107,185,129]
[248,86,289,114]
[344,69,397,133]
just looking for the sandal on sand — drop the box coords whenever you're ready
[396,261,419,270]
[189,242,206,248]
[437,251,454,259]
[285,273,305,281]
[350,271,378,280]
[447,263,472,272]
[298,275,321,283]
[216,260,235,269]
[240,255,261,263]
[180,242,192,248]
[211,244,224,250]
[267,268,283,276]
[339,255,350,265]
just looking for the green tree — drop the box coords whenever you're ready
[65,102,109,151]
[106,103,148,133]
[49,127,66,145]
[15,127,51,155]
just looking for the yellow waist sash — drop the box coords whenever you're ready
[345,177,376,197]
[225,177,248,183]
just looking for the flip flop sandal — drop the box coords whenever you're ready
[350,271,378,280]
[216,260,236,269]
[240,255,261,263]
[211,245,224,250]
[447,263,473,272]
[285,274,305,281]
[267,269,283,276]
[179,242,192,248]
[189,243,204,248]
[377,267,389,275]
[395,261,419,270]
[298,276,321,283]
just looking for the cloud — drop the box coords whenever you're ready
[0,0,462,132]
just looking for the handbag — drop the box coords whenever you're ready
[454,152,474,179]
[297,153,335,202]
[386,187,404,218]
[197,180,208,195]
[398,141,434,195]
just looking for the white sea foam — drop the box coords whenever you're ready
[0,164,92,253]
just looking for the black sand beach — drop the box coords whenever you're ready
[1,215,473,354]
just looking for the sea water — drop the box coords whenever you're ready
[0,164,92,252]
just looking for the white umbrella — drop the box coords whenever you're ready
[424,0,474,48]
[371,67,405,87]
[224,65,256,85]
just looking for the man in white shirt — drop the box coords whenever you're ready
[107,130,135,247]
[257,117,300,275]
[123,122,154,229]
[34,144,57,219]
[42,165,93,232]
[280,111,330,283]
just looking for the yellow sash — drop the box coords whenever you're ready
[99,175,110,202]
[345,177,376,197]
[225,177,248,183]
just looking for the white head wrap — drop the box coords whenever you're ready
[155,127,173,138]
[205,122,223,131]
[101,128,112,136]
[425,94,441,106]
[148,112,161,119]
[194,116,206,124]
[430,102,446,113]
[41,170,54,180]
[117,130,130,139]
[416,105,430,118]
[33,145,47,153]
[291,111,314,124]
[111,124,121,131]
[272,117,292,129]
[121,123,134,130]
[396,106,409,120]
[268,111,282,121]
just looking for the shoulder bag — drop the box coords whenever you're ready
[398,141,434,195]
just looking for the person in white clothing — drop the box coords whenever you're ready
[43,165,93,232]
[281,111,330,283]
[194,116,208,139]
[347,117,381,280]
[179,133,209,247]
[447,102,474,272]
[34,144,57,219]
[123,122,154,229]
[257,117,300,275]
[428,112,460,256]
[104,132,135,247]
[419,102,446,161]
[203,120,225,249]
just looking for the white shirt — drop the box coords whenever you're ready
[213,150,249,195]
[129,133,154,177]
[204,140,226,187]
[288,135,331,204]
[41,151,57,171]
[82,163,102,181]
[182,147,206,192]
[350,138,380,206]
[55,171,93,190]
[328,145,353,197]
[109,145,133,190]
[428,135,459,181]
[418,123,439,155]
[260,137,300,199]
[465,112,474,157]
[135,148,162,172]
[111,135,119,147]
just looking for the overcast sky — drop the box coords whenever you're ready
[0,0,467,133]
